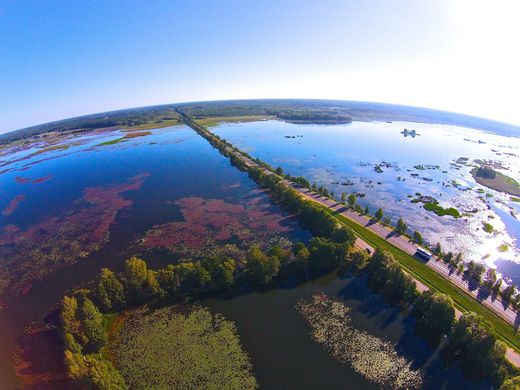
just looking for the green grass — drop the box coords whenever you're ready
[498,244,510,253]
[196,115,271,127]
[97,137,126,146]
[511,197,520,203]
[483,222,494,234]
[423,203,461,218]
[316,205,520,352]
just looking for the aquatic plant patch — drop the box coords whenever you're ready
[0,173,149,310]
[112,305,257,390]
[2,194,25,216]
[297,294,423,389]
[140,196,292,258]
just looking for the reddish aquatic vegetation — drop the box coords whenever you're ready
[14,325,70,388]
[0,173,149,309]
[123,131,151,139]
[15,176,31,183]
[2,194,26,216]
[15,175,53,184]
[141,195,291,257]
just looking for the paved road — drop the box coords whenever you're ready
[193,120,520,366]
[295,188,520,328]
[220,135,520,328]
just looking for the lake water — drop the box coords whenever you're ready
[0,122,499,389]
[204,271,484,389]
[211,120,520,285]
[0,125,307,387]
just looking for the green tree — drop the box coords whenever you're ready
[500,376,520,390]
[95,268,125,312]
[434,242,442,256]
[483,268,497,290]
[443,251,454,264]
[501,285,516,303]
[396,218,407,234]
[124,257,161,303]
[331,226,356,247]
[340,192,347,203]
[268,245,291,266]
[246,245,280,284]
[375,208,383,221]
[294,245,310,272]
[454,252,463,266]
[86,354,128,389]
[366,250,417,305]
[347,250,369,272]
[443,312,508,384]
[64,332,82,354]
[493,278,503,296]
[215,259,236,289]
[413,231,423,245]
[79,297,106,352]
[61,295,78,335]
[465,260,486,283]
[347,193,357,208]
[308,237,347,273]
[412,291,455,345]
[364,205,370,215]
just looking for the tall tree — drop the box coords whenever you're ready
[347,193,357,208]
[412,291,455,345]
[95,268,125,312]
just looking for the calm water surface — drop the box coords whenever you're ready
[0,125,306,387]
[212,120,520,285]
[204,271,485,390]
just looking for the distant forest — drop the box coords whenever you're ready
[2,99,519,144]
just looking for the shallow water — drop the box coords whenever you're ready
[211,120,520,284]
[0,125,307,387]
[203,271,485,390]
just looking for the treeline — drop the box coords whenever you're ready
[269,109,352,124]
[344,249,519,387]
[432,242,520,311]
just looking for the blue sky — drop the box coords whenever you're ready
[1,0,519,132]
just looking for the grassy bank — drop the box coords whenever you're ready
[195,115,272,127]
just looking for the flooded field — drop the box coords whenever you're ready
[0,125,308,387]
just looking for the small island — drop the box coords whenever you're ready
[401,128,420,138]
[471,166,520,196]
